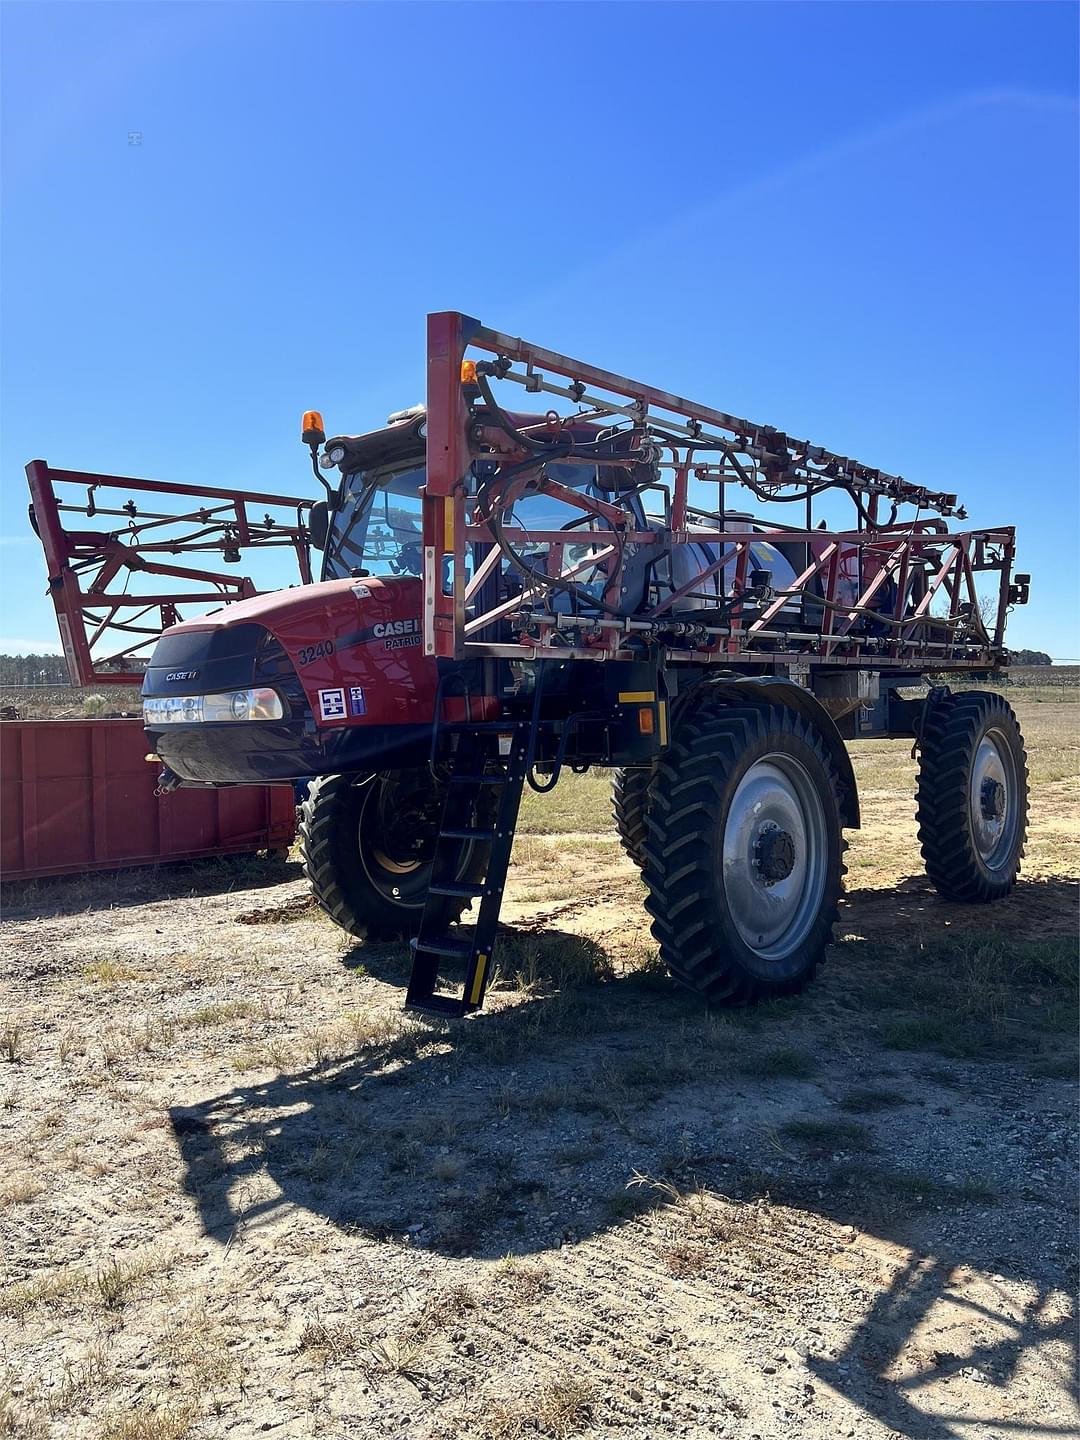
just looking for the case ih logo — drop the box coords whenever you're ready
[165,670,199,683]
[372,620,418,639]
[343,619,421,652]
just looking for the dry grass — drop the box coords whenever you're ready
[300,1280,479,1375]
[492,1258,550,1306]
[173,1000,259,1029]
[0,1270,85,1319]
[41,1341,114,1419]
[82,958,143,984]
[159,1301,242,1392]
[99,1407,195,1440]
[0,1252,167,1319]
[0,684,143,719]
[298,1316,364,1364]
[627,1171,787,1279]
[92,1252,169,1311]
[490,931,616,996]
[365,1331,429,1380]
[0,1026,28,1064]
[0,1175,44,1208]
[0,1383,47,1440]
[482,1377,594,1439]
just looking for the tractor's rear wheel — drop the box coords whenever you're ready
[643,703,844,1005]
[299,770,489,941]
[612,766,653,867]
[916,691,1028,902]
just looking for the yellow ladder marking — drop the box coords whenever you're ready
[469,953,488,1006]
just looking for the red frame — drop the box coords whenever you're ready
[25,460,314,685]
[24,315,1018,687]
[423,312,1017,670]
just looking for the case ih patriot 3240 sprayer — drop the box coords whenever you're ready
[27,312,1031,1015]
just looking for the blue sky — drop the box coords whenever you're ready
[2,1,1077,658]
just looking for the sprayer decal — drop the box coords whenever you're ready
[318,688,347,721]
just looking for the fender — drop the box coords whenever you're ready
[676,675,861,829]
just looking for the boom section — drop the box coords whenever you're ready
[25,461,315,686]
[422,312,1020,671]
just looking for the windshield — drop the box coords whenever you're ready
[319,459,643,603]
[322,466,424,582]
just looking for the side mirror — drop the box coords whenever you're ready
[309,499,330,551]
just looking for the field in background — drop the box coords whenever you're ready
[0,699,1076,1440]
[1,665,1078,721]
[0,686,143,719]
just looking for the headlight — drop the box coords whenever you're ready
[143,687,284,724]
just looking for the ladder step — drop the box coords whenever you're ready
[410,935,474,960]
[428,881,486,899]
[406,993,467,1018]
[439,827,497,842]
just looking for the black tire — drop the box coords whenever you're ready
[612,766,653,867]
[916,691,1028,902]
[643,703,844,1005]
[299,770,490,941]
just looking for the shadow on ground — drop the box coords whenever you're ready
[0,852,302,919]
[840,871,1079,942]
[169,879,1077,1440]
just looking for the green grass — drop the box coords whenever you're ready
[881,1015,986,1059]
[1029,1052,1078,1080]
[780,1117,875,1151]
[833,1163,998,1208]
[877,931,1078,1059]
[838,1086,910,1114]
[517,770,614,835]
[736,1047,817,1080]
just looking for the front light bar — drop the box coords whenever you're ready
[143,687,284,724]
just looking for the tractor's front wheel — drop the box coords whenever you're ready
[916,691,1028,902]
[299,770,488,941]
[643,703,845,1005]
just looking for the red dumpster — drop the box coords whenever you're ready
[1,718,295,881]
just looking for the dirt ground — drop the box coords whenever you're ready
[1,701,1077,1440]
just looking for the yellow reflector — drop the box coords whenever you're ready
[470,953,488,1006]
[443,498,454,555]
[460,360,478,385]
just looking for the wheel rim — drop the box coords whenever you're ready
[722,754,828,961]
[356,778,436,908]
[969,727,1019,872]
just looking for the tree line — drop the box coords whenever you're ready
[0,654,70,685]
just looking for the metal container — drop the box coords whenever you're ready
[1,718,295,881]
